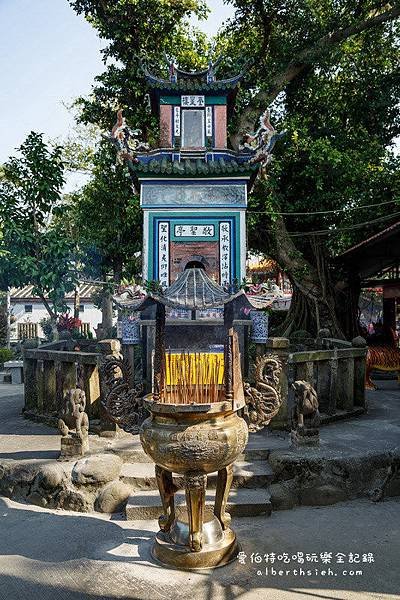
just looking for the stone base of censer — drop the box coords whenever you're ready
[152,510,239,569]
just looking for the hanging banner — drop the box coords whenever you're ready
[206,106,213,137]
[219,222,231,286]
[174,106,180,136]
[158,222,170,289]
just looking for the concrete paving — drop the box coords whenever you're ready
[1,380,400,463]
[0,383,400,598]
[0,495,399,600]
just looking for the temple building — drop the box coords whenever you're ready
[127,61,258,290]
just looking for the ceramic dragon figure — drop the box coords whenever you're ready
[107,109,149,165]
[240,108,286,177]
[100,351,144,434]
[244,354,283,431]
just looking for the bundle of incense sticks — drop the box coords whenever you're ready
[163,350,224,404]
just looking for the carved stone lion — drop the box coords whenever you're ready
[58,388,89,440]
[244,354,283,432]
[291,380,320,445]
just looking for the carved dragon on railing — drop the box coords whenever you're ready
[243,354,283,432]
[99,353,144,434]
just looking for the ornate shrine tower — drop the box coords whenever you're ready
[128,61,258,290]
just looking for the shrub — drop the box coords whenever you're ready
[57,314,82,332]
[0,348,14,364]
[40,317,54,342]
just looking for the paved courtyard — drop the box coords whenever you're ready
[0,382,399,599]
[0,495,399,600]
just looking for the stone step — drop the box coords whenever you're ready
[125,487,272,520]
[121,460,274,490]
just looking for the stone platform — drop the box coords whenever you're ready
[0,381,399,516]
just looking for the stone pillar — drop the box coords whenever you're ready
[43,360,57,413]
[36,359,45,413]
[55,360,64,413]
[62,361,78,396]
[327,349,338,415]
[316,360,331,414]
[336,357,354,411]
[265,338,290,430]
[352,336,367,409]
[23,357,38,411]
[98,339,122,437]
[122,343,136,390]
[82,363,101,419]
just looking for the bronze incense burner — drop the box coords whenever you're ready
[140,397,248,568]
[104,268,275,569]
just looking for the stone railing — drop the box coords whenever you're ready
[262,337,367,429]
[23,340,101,424]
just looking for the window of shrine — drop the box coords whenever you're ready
[181,109,205,148]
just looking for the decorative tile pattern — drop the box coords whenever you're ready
[250,310,269,343]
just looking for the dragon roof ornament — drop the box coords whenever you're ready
[240,108,286,177]
[106,109,149,165]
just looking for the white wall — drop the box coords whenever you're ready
[10,301,104,340]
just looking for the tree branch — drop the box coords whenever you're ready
[232,4,400,147]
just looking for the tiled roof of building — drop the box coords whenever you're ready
[129,157,258,178]
[144,68,243,93]
[114,268,271,311]
[10,283,100,301]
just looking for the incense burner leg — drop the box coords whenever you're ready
[214,464,233,530]
[155,465,176,532]
[184,473,207,552]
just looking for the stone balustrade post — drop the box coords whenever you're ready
[264,337,290,430]
[98,339,122,437]
[352,336,367,409]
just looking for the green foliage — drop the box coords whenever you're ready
[69,0,209,131]
[66,142,142,282]
[218,1,400,260]
[144,280,164,294]
[0,133,77,319]
[66,0,400,336]
[0,347,14,364]
[39,317,54,342]
[0,293,7,346]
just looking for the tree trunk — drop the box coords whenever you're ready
[73,286,80,320]
[6,289,11,349]
[37,292,59,341]
[267,216,346,339]
[100,287,114,339]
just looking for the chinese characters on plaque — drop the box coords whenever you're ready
[219,222,231,285]
[206,106,213,137]
[158,222,169,288]
[174,107,180,136]
[181,95,205,107]
[174,224,215,238]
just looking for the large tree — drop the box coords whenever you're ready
[221,0,400,338]
[0,132,77,337]
[69,0,400,338]
[66,141,143,336]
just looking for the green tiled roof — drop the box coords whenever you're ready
[148,79,241,93]
[128,158,258,178]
